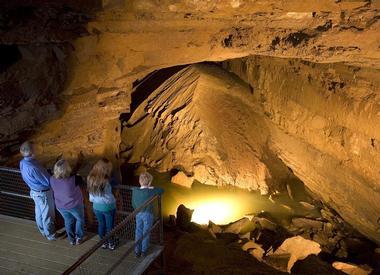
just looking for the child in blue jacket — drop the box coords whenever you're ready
[132,172,164,257]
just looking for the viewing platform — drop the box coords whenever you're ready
[0,167,164,275]
[0,214,163,274]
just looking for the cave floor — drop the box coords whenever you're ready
[0,214,163,275]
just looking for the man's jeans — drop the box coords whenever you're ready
[135,212,153,254]
[93,209,115,243]
[57,204,85,243]
[30,189,55,239]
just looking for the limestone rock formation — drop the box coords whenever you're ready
[0,45,67,162]
[1,0,380,246]
[224,56,380,244]
[121,64,292,194]
[272,236,321,273]
[332,261,372,275]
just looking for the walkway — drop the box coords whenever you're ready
[0,214,163,274]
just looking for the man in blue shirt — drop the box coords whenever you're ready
[19,141,56,240]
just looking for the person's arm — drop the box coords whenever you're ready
[154,187,164,195]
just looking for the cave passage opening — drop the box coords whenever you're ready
[118,61,317,226]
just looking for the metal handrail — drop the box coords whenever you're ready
[0,166,21,173]
[105,219,161,275]
[63,193,161,274]
[0,166,164,274]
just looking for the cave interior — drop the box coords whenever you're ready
[1,0,380,274]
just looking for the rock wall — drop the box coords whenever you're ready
[121,64,293,194]
[223,56,380,244]
[1,0,379,242]
[0,44,67,163]
[2,1,379,167]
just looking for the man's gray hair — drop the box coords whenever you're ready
[54,159,72,179]
[139,172,153,187]
[20,141,34,157]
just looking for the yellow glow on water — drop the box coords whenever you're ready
[152,172,313,226]
[191,199,237,224]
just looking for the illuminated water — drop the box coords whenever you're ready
[151,172,320,225]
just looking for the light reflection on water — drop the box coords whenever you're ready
[151,172,319,225]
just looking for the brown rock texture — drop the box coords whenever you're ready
[121,64,292,194]
[223,56,380,245]
[0,45,67,162]
[1,0,380,244]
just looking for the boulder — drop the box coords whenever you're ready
[273,236,321,273]
[256,228,290,253]
[264,254,290,273]
[223,217,254,234]
[176,204,194,230]
[242,240,265,261]
[291,218,324,231]
[250,247,265,262]
[332,262,372,275]
[171,171,194,188]
[208,220,222,237]
[299,201,315,210]
[252,217,278,232]
[239,232,251,240]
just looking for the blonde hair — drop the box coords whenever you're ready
[139,172,153,187]
[87,158,112,195]
[53,159,72,179]
[20,141,34,157]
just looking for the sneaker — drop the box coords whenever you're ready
[108,243,115,250]
[101,242,108,249]
[69,240,76,246]
[141,252,147,257]
[135,252,141,258]
[75,238,82,245]
[47,236,57,241]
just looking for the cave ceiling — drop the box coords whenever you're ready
[0,0,380,243]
